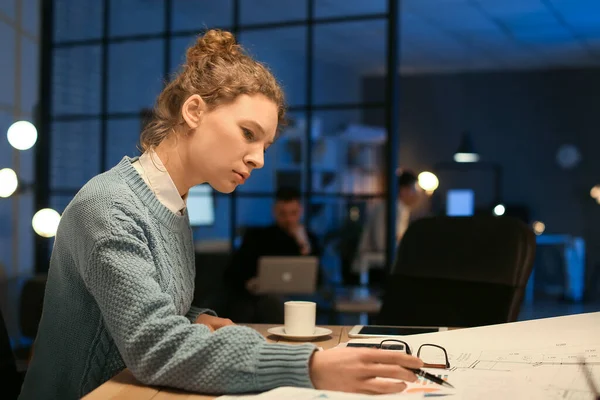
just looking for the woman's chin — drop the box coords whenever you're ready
[210,180,238,194]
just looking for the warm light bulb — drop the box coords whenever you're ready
[7,120,38,150]
[0,168,19,198]
[32,208,61,238]
[418,171,439,192]
[591,185,600,199]
[533,221,546,235]
[493,204,505,216]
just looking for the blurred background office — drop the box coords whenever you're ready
[1,0,600,371]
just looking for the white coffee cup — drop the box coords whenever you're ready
[284,301,316,336]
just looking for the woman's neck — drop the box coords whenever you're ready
[153,137,191,198]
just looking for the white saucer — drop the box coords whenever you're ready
[267,326,333,341]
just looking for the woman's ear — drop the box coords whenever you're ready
[181,94,206,129]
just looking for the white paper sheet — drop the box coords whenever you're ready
[219,313,600,399]
[217,387,426,400]
[217,370,549,399]
[340,312,600,398]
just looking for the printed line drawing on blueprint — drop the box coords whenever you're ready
[448,343,599,371]
[444,343,600,399]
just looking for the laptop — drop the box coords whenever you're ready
[256,256,318,295]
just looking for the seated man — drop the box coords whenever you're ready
[225,187,321,324]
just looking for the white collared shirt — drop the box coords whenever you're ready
[131,150,187,216]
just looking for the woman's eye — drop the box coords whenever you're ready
[242,128,255,141]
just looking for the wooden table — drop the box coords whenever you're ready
[83,324,351,400]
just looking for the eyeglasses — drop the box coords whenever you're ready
[348,340,450,369]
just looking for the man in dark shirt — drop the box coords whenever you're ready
[226,187,321,323]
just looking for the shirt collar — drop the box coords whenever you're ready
[138,150,187,215]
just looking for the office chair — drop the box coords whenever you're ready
[377,215,536,327]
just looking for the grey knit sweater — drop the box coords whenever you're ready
[18,157,317,400]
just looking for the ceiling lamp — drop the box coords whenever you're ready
[453,131,480,163]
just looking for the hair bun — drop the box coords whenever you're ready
[187,29,241,64]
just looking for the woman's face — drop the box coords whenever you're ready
[183,94,278,193]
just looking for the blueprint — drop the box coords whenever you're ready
[220,313,600,399]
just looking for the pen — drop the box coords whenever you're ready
[409,368,455,389]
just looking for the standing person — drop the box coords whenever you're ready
[19,30,422,399]
[353,170,420,284]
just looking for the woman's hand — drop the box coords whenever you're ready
[309,347,424,394]
[194,314,235,332]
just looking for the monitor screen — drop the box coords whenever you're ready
[446,189,474,216]
[187,184,214,226]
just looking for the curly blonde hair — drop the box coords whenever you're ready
[140,29,286,152]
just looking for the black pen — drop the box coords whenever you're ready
[409,368,455,389]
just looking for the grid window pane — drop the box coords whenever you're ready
[54,0,103,42]
[106,118,143,168]
[20,37,39,115]
[16,138,35,182]
[240,0,307,24]
[171,0,232,33]
[313,19,386,105]
[169,35,196,76]
[315,0,386,19]
[50,195,75,214]
[52,45,102,115]
[0,22,15,105]
[0,0,15,20]
[312,109,386,195]
[50,120,101,190]
[308,195,370,285]
[309,196,345,239]
[108,39,164,113]
[188,186,214,227]
[237,111,307,194]
[21,0,39,37]
[236,197,277,232]
[309,196,372,246]
[192,195,231,243]
[239,27,308,107]
[0,113,13,165]
[109,0,164,37]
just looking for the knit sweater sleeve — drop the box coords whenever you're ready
[80,211,317,394]
[185,305,217,323]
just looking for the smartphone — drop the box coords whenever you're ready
[347,325,447,338]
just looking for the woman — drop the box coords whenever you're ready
[18,30,422,399]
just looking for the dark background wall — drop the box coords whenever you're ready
[363,68,600,291]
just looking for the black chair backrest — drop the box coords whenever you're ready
[377,215,536,327]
